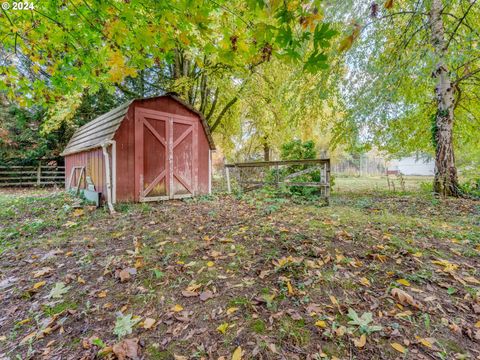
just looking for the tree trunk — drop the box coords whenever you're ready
[430,0,460,197]
[263,141,270,161]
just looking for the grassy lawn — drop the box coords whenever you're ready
[334,176,433,193]
[0,186,479,359]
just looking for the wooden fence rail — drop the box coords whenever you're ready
[225,158,330,202]
[0,165,65,187]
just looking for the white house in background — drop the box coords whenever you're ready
[388,156,435,176]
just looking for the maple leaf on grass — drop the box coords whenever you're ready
[114,314,140,338]
[347,308,382,334]
[48,282,70,299]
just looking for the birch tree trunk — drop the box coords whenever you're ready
[430,0,460,196]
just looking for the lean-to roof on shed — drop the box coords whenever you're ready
[61,95,215,157]
[61,100,133,156]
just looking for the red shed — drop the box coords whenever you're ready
[61,95,215,205]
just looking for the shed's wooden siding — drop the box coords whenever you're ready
[64,148,107,200]
[113,105,136,202]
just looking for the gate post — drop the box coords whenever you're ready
[225,166,231,193]
[36,162,41,186]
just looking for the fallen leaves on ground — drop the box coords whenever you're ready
[231,346,242,360]
[112,338,140,360]
[391,287,421,309]
[142,318,156,330]
[353,334,366,348]
[390,342,406,354]
[1,190,479,359]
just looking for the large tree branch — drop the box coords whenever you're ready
[454,67,480,85]
[205,87,219,121]
[115,84,139,97]
[209,95,239,132]
[208,64,261,132]
[361,10,428,33]
[445,0,477,50]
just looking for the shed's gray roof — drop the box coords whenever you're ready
[61,95,215,156]
[60,101,133,156]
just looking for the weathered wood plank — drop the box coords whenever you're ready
[280,182,327,187]
[284,166,320,180]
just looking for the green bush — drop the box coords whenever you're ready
[279,140,321,197]
[460,178,480,198]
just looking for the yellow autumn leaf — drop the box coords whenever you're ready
[412,252,422,257]
[231,346,242,360]
[415,336,432,348]
[97,290,107,298]
[143,317,156,329]
[72,208,84,217]
[395,310,413,318]
[431,259,458,272]
[474,320,480,328]
[329,295,339,306]
[185,282,202,292]
[353,334,366,348]
[207,261,215,267]
[32,267,53,278]
[217,322,229,334]
[360,277,371,286]
[335,326,346,337]
[315,320,327,328]
[227,307,239,315]
[391,342,406,353]
[98,346,113,357]
[106,50,137,83]
[17,318,31,325]
[286,280,294,295]
[33,281,46,289]
[397,279,411,286]
[172,304,184,312]
[135,257,144,269]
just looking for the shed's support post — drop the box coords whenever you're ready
[225,166,231,194]
[36,162,41,186]
[111,140,117,204]
[102,142,116,214]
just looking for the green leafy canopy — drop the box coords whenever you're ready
[0,0,336,108]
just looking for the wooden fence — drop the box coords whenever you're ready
[225,159,330,201]
[0,165,65,187]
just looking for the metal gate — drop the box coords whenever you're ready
[135,108,197,201]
